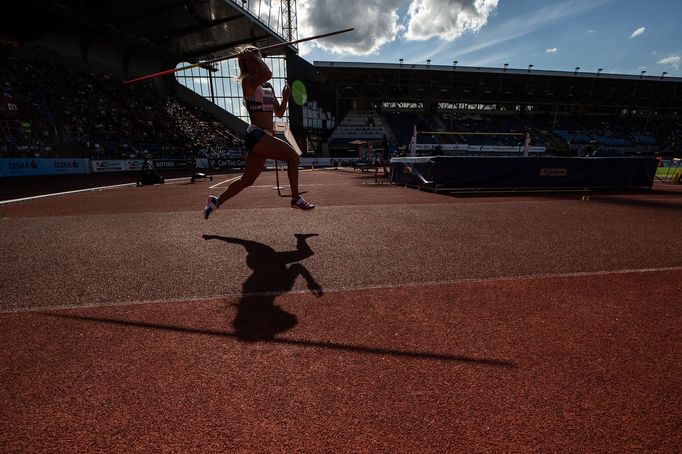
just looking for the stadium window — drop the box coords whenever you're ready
[175,55,288,123]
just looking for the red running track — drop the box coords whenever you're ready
[1,169,681,452]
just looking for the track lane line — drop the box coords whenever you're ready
[209,175,241,189]
[3,265,681,313]
[0,177,190,205]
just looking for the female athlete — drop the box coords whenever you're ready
[204,46,314,218]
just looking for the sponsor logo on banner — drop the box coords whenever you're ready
[210,159,237,169]
[92,160,125,172]
[125,160,144,171]
[153,159,194,169]
[540,168,568,177]
[8,160,38,170]
[53,160,80,169]
[0,158,88,176]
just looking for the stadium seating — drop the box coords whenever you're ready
[325,110,390,151]
[0,51,243,159]
[383,112,418,145]
[527,114,669,151]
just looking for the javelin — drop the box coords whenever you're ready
[124,27,354,84]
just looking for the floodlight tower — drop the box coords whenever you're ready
[281,0,298,44]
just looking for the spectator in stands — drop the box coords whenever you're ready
[204,46,314,219]
[0,52,243,160]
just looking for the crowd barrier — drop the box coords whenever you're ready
[390,156,658,190]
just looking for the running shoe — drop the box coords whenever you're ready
[203,195,219,219]
[291,195,315,210]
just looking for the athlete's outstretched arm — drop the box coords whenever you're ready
[273,82,290,118]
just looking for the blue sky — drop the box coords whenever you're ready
[296,0,682,76]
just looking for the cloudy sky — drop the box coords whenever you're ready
[294,0,682,76]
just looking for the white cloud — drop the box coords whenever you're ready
[423,0,612,62]
[404,0,499,41]
[630,26,645,38]
[657,55,680,70]
[297,0,404,55]
[546,47,558,54]
[297,0,499,55]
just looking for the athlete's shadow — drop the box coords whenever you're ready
[202,233,323,341]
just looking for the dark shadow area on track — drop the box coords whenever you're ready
[427,187,682,199]
[421,188,652,198]
[202,233,323,341]
[41,313,516,367]
[589,196,682,211]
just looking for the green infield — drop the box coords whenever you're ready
[656,166,681,183]
[657,167,680,177]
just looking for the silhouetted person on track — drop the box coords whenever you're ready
[202,233,322,341]
[203,46,314,219]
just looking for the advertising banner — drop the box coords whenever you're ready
[0,158,90,177]
[125,159,145,171]
[153,159,194,169]
[90,159,148,172]
[91,160,126,172]
[411,144,545,154]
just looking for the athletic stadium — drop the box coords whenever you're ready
[1,1,681,452]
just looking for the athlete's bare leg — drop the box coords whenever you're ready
[216,153,265,207]
[252,134,301,198]
[204,134,311,218]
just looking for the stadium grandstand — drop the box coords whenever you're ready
[0,0,303,173]
[0,51,244,160]
[298,61,682,160]
[1,0,680,171]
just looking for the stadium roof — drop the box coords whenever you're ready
[3,0,292,63]
[314,61,682,113]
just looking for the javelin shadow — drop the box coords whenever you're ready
[42,313,516,367]
[202,233,323,341]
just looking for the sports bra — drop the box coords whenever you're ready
[243,83,275,113]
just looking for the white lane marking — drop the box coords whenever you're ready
[0,183,137,205]
[209,175,242,189]
[0,177,190,205]
[252,183,343,189]
[4,265,682,313]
